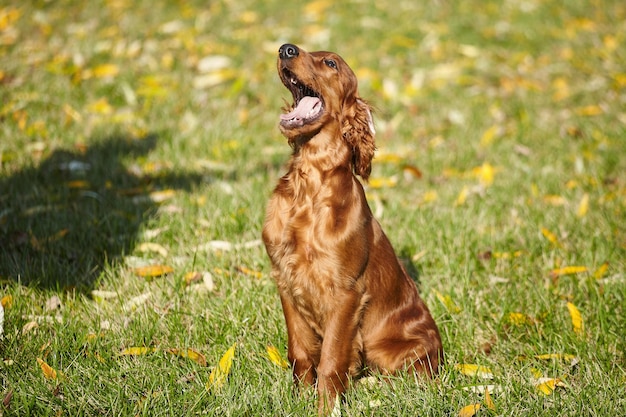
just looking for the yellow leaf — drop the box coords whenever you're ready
[541,227,560,246]
[236,266,263,279]
[535,377,566,395]
[118,347,156,356]
[368,177,397,189]
[66,180,90,189]
[92,64,119,78]
[566,302,584,335]
[472,162,496,186]
[507,312,534,326]
[492,251,524,259]
[455,186,469,206]
[575,105,603,116]
[148,189,176,203]
[166,348,207,366]
[593,262,609,280]
[458,403,481,417]
[1,295,12,308]
[455,364,494,379]
[480,125,499,147]
[87,98,113,114]
[535,353,577,362]
[207,343,236,390]
[422,190,438,203]
[133,265,174,278]
[266,345,289,369]
[550,266,588,278]
[184,271,203,285]
[543,195,567,206]
[434,290,461,313]
[484,386,496,411]
[36,358,58,380]
[576,193,589,217]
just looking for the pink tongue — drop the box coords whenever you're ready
[280,96,320,120]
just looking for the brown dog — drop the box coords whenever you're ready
[262,44,442,414]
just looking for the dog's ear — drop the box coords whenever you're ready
[342,98,376,180]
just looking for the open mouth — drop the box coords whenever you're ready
[280,69,323,127]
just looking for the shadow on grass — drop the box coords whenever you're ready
[0,134,203,291]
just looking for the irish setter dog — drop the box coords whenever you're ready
[262,44,442,414]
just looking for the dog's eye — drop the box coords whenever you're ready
[324,59,337,69]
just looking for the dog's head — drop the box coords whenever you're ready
[277,44,376,179]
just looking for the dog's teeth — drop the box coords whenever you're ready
[291,78,297,85]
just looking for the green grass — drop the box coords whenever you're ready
[1,0,625,415]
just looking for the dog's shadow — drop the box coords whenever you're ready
[0,134,203,291]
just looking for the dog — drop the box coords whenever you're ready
[262,43,442,414]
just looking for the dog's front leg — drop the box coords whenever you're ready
[279,293,320,387]
[316,290,365,415]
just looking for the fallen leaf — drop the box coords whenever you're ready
[484,386,496,411]
[541,227,561,246]
[455,186,469,206]
[237,266,263,279]
[137,242,169,257]
[566,302,584,335]
[197,55,231,73]
[91,63,119,78]
[480,125,500,147]
[434,290,461,313]
[593,262,609,279]
[118,347,157,356]
[543,195,567,206]
[1,294,12,308]
[194,239,263,252]
[266,345,289,369]
[550,266,588,278]
[458,403,481,417]
[66,180,90,189]
[461,384,502,395]
[36,357,58,380]
[45,295,62,311]
[166,348,207,366]
[184,271,203,285]
[2,389,12,408]
[22,321,39,334]
[91,290,118,301]
[368,176,398,189]
[535,377,566,395]
[576,193,589,217]
[535,353,579,367]
[207,343,236,390]
[123,292,151,311]
[575,105,603,116]
[133,265,173,278]
[87,98,113,114]
[507,312,535,326]
[455,364,494,379]
[402,164,423,179]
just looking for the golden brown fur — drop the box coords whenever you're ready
[262,44,442,414]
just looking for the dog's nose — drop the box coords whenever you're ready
[279,44,299,60]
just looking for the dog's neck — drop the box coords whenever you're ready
[283,124,352,200]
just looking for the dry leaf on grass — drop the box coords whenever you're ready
[207,343,236,391]
[455,364,494,379]
[166,348,207,366]
[266,345,289,369]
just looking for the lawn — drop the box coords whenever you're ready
[1,0,625,415]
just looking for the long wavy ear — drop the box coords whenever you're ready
[342,98,376,180]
